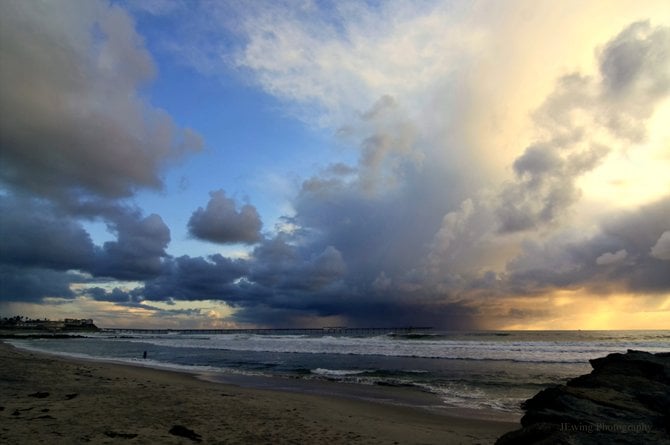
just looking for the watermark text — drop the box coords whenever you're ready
[559,422,653,434]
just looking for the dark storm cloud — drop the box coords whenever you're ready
[338,300,478,330]
[0,266,76,302]
[0,197,95,271]
[232,298,478,330]
[93,212,171,281]
[127,226,479,329]
[84,285,191,314]
[294,150,468,289]
[141,254,248,301]
[192,88,491,327]
[188,190,263,244]
[248,237,345,291]
[0,194,177,300]
[135,238,346,314]
[0,0,202,202]
[0,0,204,301]
[505,196,670,295]
[86,287,134,303]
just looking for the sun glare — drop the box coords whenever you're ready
[578,99,670,210]
[496,291,670,330]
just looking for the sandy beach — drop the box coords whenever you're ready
[0,342,516,444]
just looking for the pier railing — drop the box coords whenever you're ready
[101,326,432,335]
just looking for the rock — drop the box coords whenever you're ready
[496,350,670,445]
[169,425,202,442]
[28,391,50,398]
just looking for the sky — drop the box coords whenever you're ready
[1,0,669,330]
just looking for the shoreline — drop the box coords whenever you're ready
[5,337,522,423]
[1,341,517,444]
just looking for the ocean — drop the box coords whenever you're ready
[8,330,670,419]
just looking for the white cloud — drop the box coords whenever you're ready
[232,1,483,128]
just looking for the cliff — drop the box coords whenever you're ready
[496,350,670,445]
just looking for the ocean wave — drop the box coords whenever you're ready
[415,382,523,413]
[311,368,371,377]
[107,333,670,363]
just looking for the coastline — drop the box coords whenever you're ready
[0,341,517,444]
[496,349,670,444]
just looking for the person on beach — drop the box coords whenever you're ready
[143,351,147,359]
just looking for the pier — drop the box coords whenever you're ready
[102,326,432,335]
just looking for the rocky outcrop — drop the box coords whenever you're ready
[496,350,670,445]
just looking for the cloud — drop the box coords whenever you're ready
[219,18,669,327]
[86,287,134,303]
[249,238,346,292]
[0,201,178,286]
[0,266,76,302]
[424,22,670,294]
[495,21,670,233]
[419,20,670,304]
[188,190,263,244]
[124,0,186,16]
[94,212,171,281]
[601,21,669,92]
[0,196,95,271]
[141,254,248,302]
[0,195,176,300]
[596,249,628,265]
[161,1,484,128]
[505,196,670,295]
[599,21,670,143]
[1,1,668,330]
[232,298,478,330]
[650,231,670,260]
[0,0,202,202]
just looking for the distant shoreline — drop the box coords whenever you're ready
[0,317,99,334]
[0,333,91,339]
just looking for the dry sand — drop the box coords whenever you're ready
[0,342,516,444]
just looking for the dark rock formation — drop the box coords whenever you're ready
[497,350,670,445]
[169,425,202,442]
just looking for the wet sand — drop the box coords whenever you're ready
[0,342,516,444]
